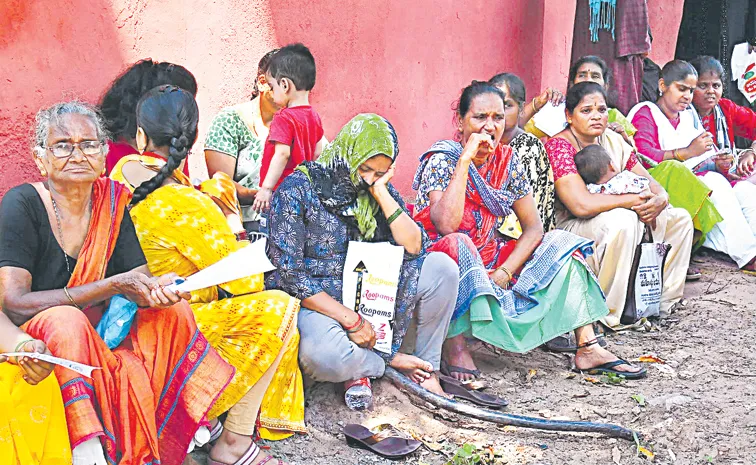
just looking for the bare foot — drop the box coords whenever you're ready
[574,345,643,374]
[209,429,290,465]
[420,372,452,398]
[389,353,432,383]
[442,335,479,382]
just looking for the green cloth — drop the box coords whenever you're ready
[447,258,608,353]
[648,160,723,247]
[609,108,636,137]
[297,114,398,240]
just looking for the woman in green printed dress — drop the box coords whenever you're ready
[204,49,279,230]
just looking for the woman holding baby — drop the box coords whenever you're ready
[544,81,694,328]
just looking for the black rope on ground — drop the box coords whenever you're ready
[383,367,638,441]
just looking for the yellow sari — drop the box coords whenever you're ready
[111,156,305,439]
[0,364,72,464]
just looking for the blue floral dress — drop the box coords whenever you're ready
[264,170,429,361]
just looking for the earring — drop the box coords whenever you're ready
[567,119,572,124]
[39,166,47,177]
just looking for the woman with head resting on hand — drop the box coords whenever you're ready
[110,85,304,465]
[0,101,233,465]
[545,82,694,329]
[413,81,646,382]
[0,311,71,464]
[629,59,756,274]
[264,113,460,400]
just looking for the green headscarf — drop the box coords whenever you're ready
[297,114,398,240]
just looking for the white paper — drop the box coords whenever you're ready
[342,242,404,354]
[1,353,100,377]
[167,239,275,293]
[682,149,718,171]
[533,102,567,137]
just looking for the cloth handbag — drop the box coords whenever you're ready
[620,227,671,325]
[95,294,138,349]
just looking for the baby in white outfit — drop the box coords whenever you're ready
[575,145,650,195]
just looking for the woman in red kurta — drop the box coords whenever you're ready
[690,56,756,185]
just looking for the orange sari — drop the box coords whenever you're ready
[22,178,234,465]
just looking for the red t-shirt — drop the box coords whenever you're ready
[260,106,324,190]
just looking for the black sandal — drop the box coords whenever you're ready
[440,360,481,379]
[573,339,647,380]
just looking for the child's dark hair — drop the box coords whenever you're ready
[574,144,612,185]
[568,55,611,87]
[99,59,197,142]
[661,60,697,86]
[250,48,280,99]
[565,81,607,113]
[488,73,527,107]
[689,56,725,81]
[266,43,316,91]
[131,85,199,205]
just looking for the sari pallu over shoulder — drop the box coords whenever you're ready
[412,140,608,353]
[22,177,234,465]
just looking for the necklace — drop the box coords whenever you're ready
[49,195,72,276]
[568,126,601,150]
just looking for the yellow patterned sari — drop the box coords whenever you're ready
[0,364,72,464]
[111,156,305,440]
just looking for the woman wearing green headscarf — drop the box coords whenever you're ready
[264,114,459,399]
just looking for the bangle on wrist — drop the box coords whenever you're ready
[532,98,538,113]
[386,207,403,225]
[64,286,82,310]
[497,265,513,281]
[343,313,363,331]
[345,314,366,334]
[14,339,35,353]
[673,150,684,161]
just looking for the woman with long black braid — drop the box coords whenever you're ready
[111,85,302,465]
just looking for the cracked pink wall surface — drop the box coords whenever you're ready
[0,0,683,196]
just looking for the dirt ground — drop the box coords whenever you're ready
[194,252,755,465]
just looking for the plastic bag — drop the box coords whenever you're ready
[96,294,138,349]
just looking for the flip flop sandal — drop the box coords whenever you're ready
[573,359,648,380]
[343,424,422,459]
[208,440,274,465]
[438,374,508,409]
[686,267,702,281]
[440,360,481,379]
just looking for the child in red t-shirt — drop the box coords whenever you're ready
[253,43,326,212]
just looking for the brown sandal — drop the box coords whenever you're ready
[343,424,421,459]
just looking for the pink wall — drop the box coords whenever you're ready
[0,0,683,197]
[647,0,686,65]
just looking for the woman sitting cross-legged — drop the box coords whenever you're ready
[0,101,233,465]
[412,81,646,382]
[264,114,460,398]
[110,85,303,465]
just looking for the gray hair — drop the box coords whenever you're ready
[33,101,110,154]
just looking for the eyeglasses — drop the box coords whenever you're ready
[44,141,103,159]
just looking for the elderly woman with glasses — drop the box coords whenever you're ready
[0,101,233,465]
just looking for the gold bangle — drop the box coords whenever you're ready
[532,98,538,114]
[673,150,684,161]
[497,265,513,281]
[63,286,82,310]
